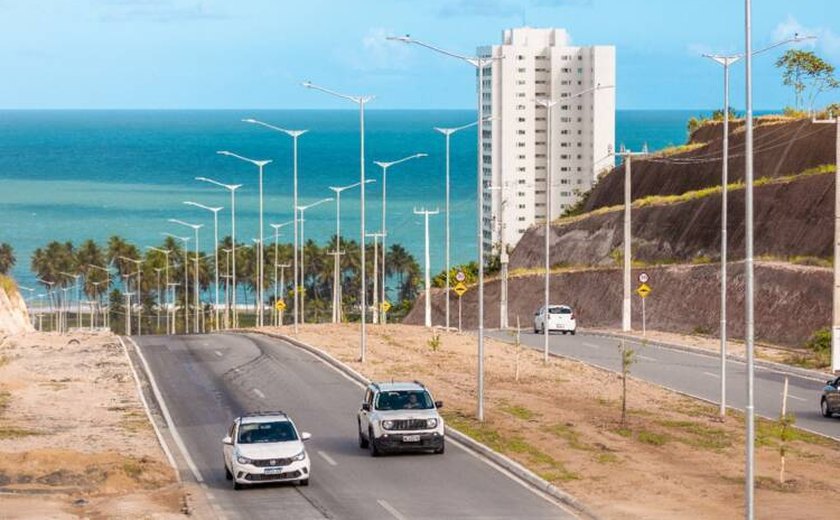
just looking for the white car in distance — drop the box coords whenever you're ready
[222,411,312,490]
[534,305,577,335]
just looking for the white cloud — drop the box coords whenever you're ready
[772,15,840,60]
[340,27,412,74]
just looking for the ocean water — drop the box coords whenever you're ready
[0,109,704,290]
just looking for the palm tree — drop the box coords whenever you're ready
[0,243,15,275]
[77,239,106,298]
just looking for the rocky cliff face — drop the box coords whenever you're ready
[0,277,34,336]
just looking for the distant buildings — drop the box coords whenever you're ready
[479,27,615,254]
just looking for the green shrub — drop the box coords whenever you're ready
[805,327,831,354]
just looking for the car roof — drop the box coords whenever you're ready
[372,381,427,392]
[238,411,291,424]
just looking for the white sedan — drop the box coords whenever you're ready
[533,305,577,335]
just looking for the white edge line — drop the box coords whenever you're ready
[253,388,266,399]
[581,342,600,349]
[636,354,656,362]
[787,395,807,402]
[128,336,206,484]
[119,336,179,476]
[215,350,223,357]
[703,371,721,378]
[317,450,338,466]
[377,499,408,520]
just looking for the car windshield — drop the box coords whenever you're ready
[375,390,434,410]
[238,421,298,444]
[549,307,572,314]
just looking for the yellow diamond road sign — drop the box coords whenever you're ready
[275,300,286,311]
[380,301,392,312]
[453,282,468,297]
[636,283,651,299]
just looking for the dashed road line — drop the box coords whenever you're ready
[787,395,807,402]
[253,388,266,399]
[317,450,338,466]
[377,499,408,520]
[703,371,720,378]
[215,351,223,357]
[637,354,656,362]
[582,342,600,349]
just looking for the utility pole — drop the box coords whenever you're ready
[414,208,440,327]
[744,1,756,516]
[613,145,647,332]
[277,262,291,325]
[124,292,134,336]
[814,114,840,373]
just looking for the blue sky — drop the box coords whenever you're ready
[1,0,838,110]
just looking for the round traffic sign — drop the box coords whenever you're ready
[455,270,466,282]
[638,272,649,284]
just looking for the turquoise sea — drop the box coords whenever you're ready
[0,109,711,291]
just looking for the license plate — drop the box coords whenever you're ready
[264,467,284,474]
[402,435,421,442]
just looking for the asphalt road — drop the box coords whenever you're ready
[486,329,840,441]
[133,333,574,520]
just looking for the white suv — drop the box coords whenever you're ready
[357,381,445,456]
[534,305,577,335]
[222,411,312,490]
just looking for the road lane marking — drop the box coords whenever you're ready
[637,354,656,362]
[317,450,337,466]
[582,342,600,349]
[252,388,266,399]
[214,351,222,357]
[787,395,807,402]
[703,371,720,378]
[377,499,408,520]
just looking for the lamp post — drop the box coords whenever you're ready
[365,231,385,325]
[269,221,294,327]
[277,262,291,325]
[303,80,373,362]
[169,219,202,333]
[185,201,223,330]
[328,179,375,323]
[115,257,142,335]
[146,246,172,334]
[196,177,241,328]
[87,264,112,330]
[36,278,56,331]
[744,1,756,515]
[413,208,440,327]
[536,84,613,362]
[242,118,308,334]
[434,121,480,330]
[59,271,82,331]
[220,247,232,327]
[216,151,272,327]
[702,33,815,419]
[373,153,428,324]
[296,197,333,324]
[162,232,191,333]
[390,34,502,421]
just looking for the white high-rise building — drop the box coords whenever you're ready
[479,27,615,255]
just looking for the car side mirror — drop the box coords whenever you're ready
[435,401,443,409]
[222,436,233,445]
[301,432,312,441]
[829,380,836,386]
[361,402,371,412]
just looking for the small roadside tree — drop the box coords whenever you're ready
[775,49,840,112]
[0,243,15,275]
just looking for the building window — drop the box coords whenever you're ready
[517,55,525,60]
[518,154,526,159]
[517,67,526,73]
[517,104,526,110]
[517,129,526,135]
[517,80,526,85]
[517,142,526,147]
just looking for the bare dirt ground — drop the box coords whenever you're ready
[0,332,187,519]
[268,323,840,520]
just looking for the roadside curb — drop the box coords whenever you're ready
[243,329,598,520]
[581,330,832,383]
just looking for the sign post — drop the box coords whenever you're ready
[453,280,467,333]
[636,280,651,337]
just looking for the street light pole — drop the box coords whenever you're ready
[113,258,142,335]
[242,119,308,334]
[196,177,241,328]
[147,246,172,334]
[269,221,294,326]
[169,219,203,333]
[414,208,440,327]
[613,145,647,332]
[365,231,385,324]
[374,153,428,324]
[303,81,373,362]
[744,1,756,516]
[296,197,333,325]
[185,201,223,330]
[162,232,191,333]
[703,33,815,418]
[389,34,502,421]
[217,151,272,328]
[277,262,291,325]
[434,121,479,329]
[329,180,375,323]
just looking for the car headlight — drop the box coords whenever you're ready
[292,450,306,461]
[381,420,394,430]
[236,454,252,465]
[426,418,438,428]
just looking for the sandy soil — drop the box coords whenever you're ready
[0,332,186,519]
[267,323,840,520]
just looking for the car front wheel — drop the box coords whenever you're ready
[369,428,380,457]
[821,398,832,418]
[358,421,369,448]
[225,465,233,481]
